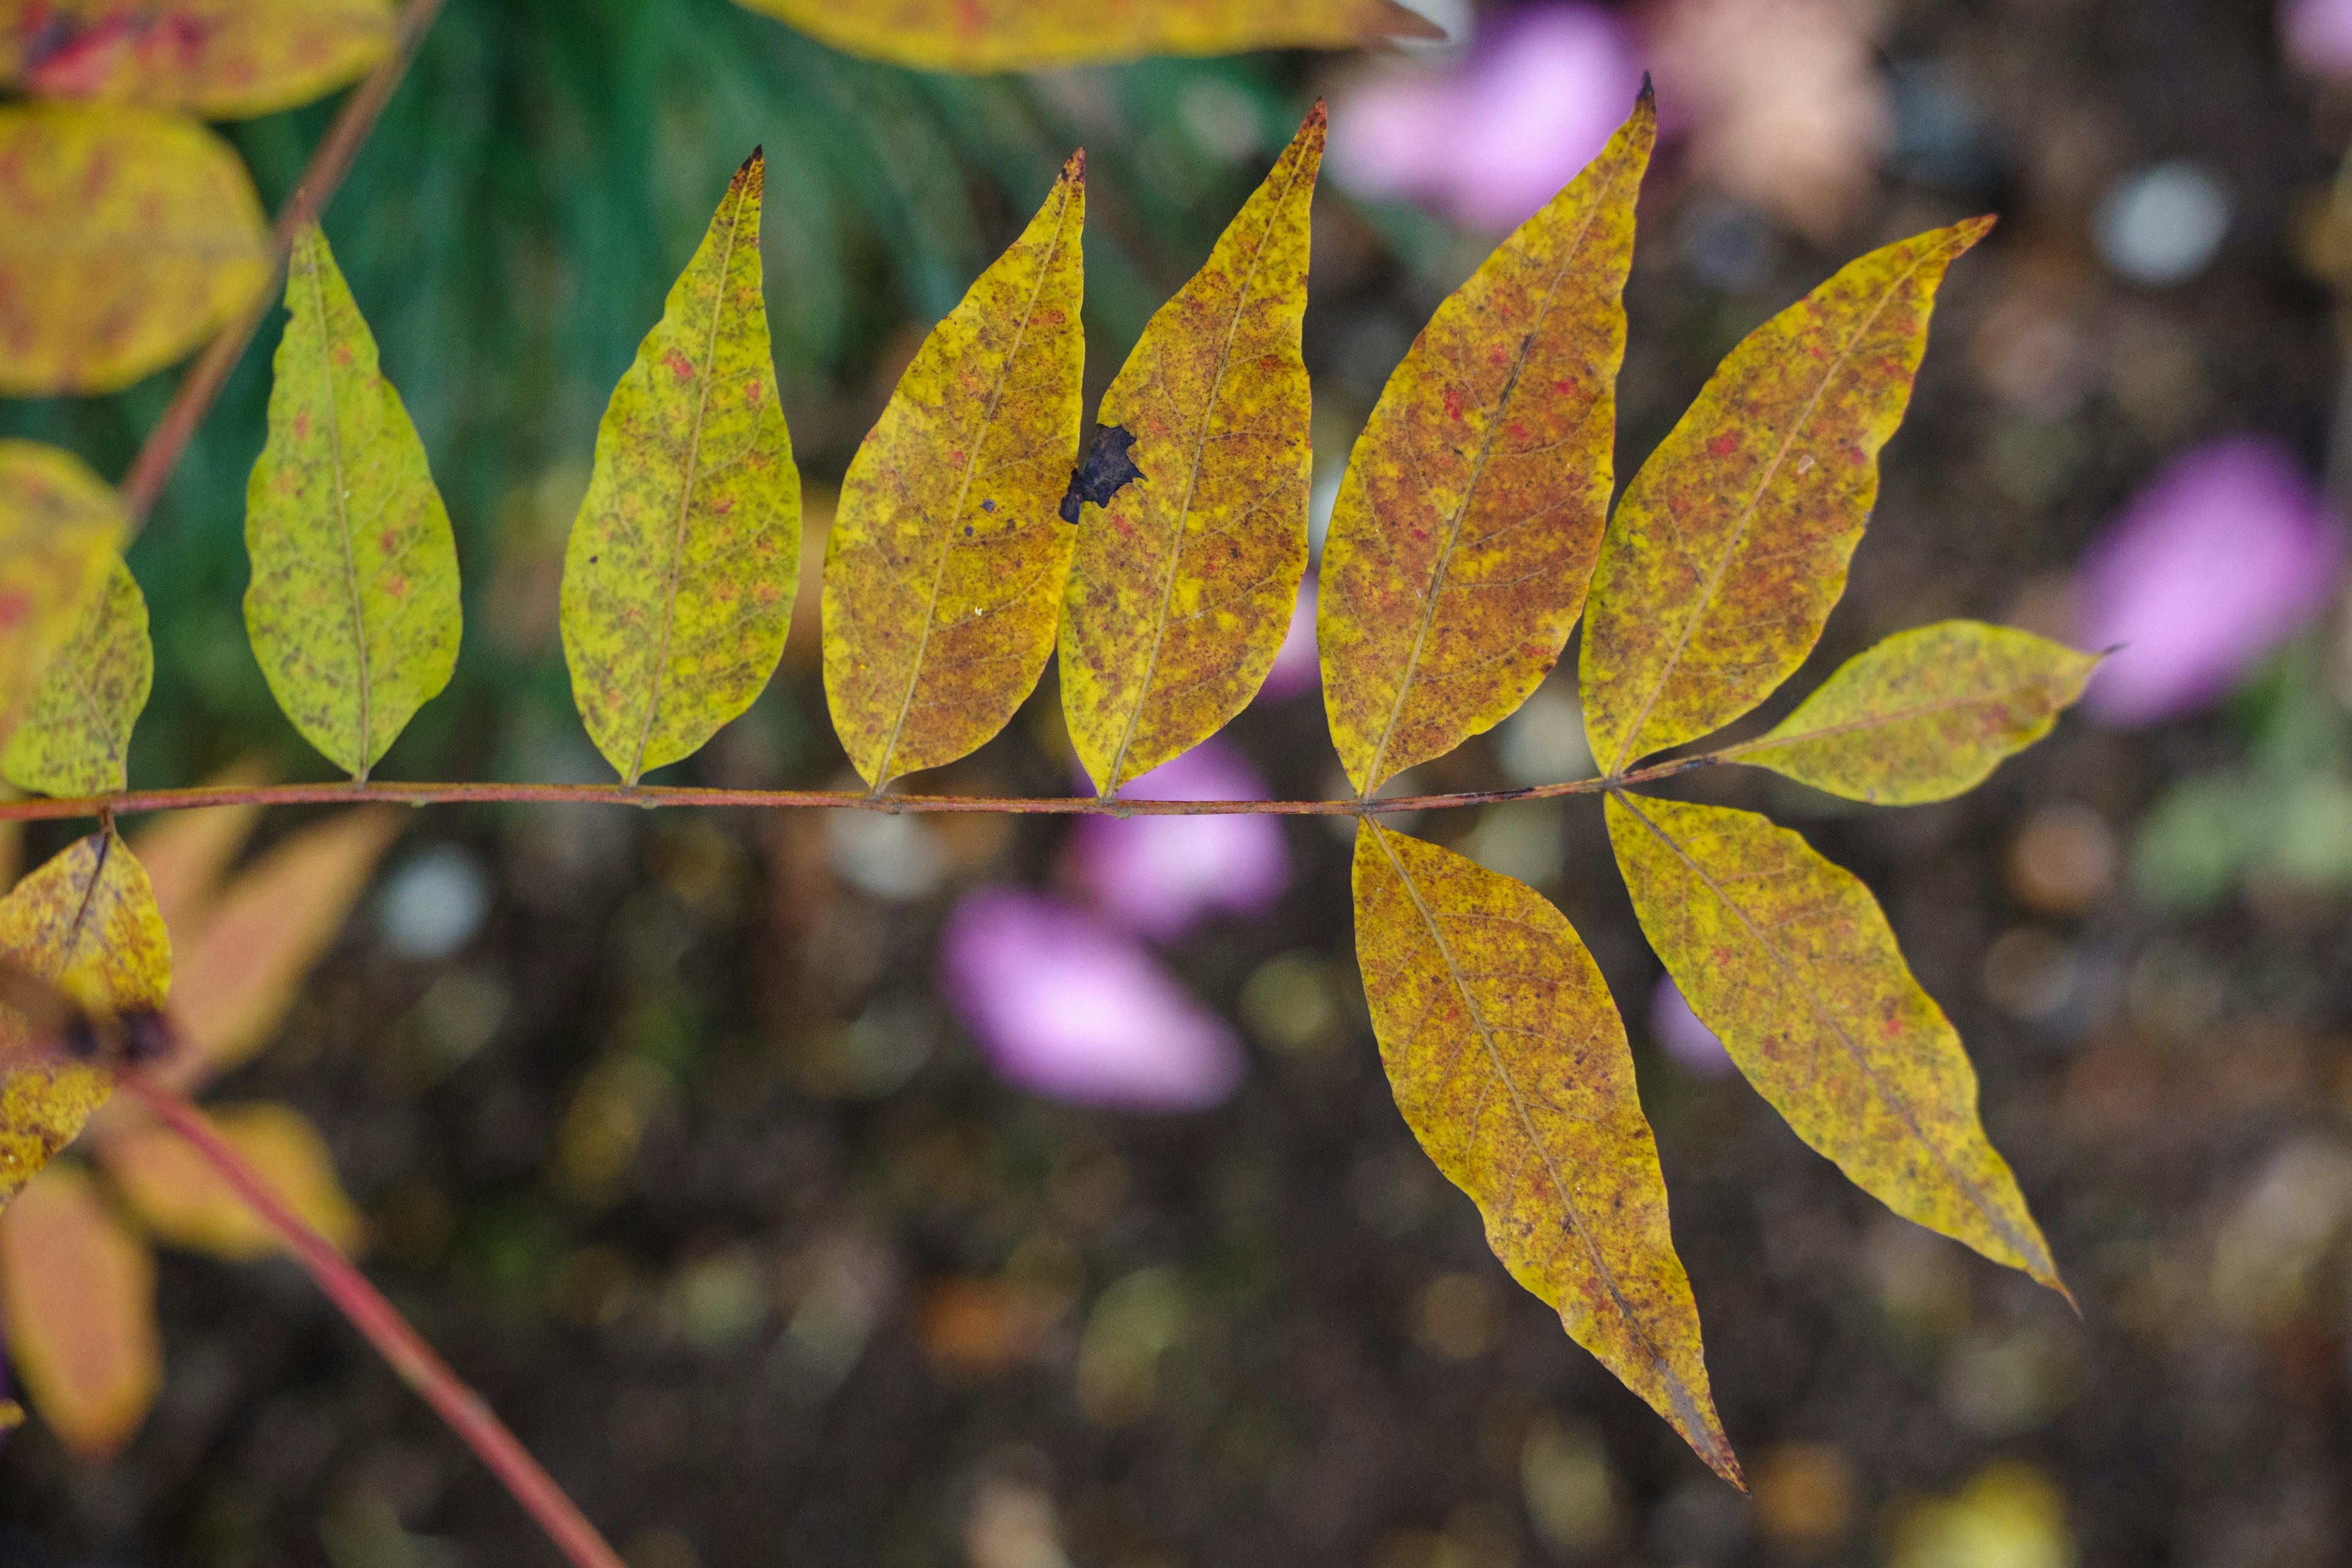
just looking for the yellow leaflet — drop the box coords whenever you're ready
[246,225,460,780]
[100,1101,364,1260]
[1728,621,2098,805]
[824,154,1085,789]
[1061,107,1322,795]
[0,442,124,754]
[563,152,799,784]
[0,831,171,1209]
[737,0,1441,70]
[1352,821,1739,1483]
[1319,91,1653,797]
[3,556,151,798]
[0,1161,159,1459]
[0,103,268,396]
[1581,221,1989,777]
[0,0,392,119]
[1605,793,2062,1293]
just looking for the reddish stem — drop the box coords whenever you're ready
[118,0,450,528]
[113,1068,627,1568]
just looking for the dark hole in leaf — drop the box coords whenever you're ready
[1059,424,1144,525]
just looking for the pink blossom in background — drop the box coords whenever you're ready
[939,888,1245,1110]
[2073,437,2346,726]
[1329,4,1645,232]
[1066,736,1290,941]
[1257,578,1320,703]
[2284,0,2352,77]
[1649,976,1735,1078]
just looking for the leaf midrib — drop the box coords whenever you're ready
[303,242,372,783]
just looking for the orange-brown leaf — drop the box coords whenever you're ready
[734,0,1442,70]
[1580,220,1989,776]
[99,1100,363,1261]
[126,760,270,937]
[0,1161,160,1458]
[1318,91,1653,797]
[1352,820,1739,1482]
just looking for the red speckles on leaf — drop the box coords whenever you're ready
[663,349,695,382]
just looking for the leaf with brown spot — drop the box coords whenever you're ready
[0,0,393,119]
[823,154,1085,790]
[734,0,1442,70]
[1605,791,2062,1292]
[0,1161,159,1458]
[2,555,151,798]
[0,103,270,395]
[1060,106,1321,796]
[1318,90,1653,797]
[1352,819,1740,1482]
[99,1100,364,1261]
[1580,220,1991,777]
[0,442,126,754]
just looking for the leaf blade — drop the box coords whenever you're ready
[1605,791,2060,1291]
[1354,820,1738,1482]
[0,441,126,753]
[1580,220,1989,776]
[0,1161,160,1459]
[562,153,799,784]
[2,556,151,797]
[1061,107,1322,794]
[99,1101,364,1261]
[246,224,461,780]
[0,0,393,118]
[735,0,1441,69]
[824,154,1086,789]
[1318,91,1653,797]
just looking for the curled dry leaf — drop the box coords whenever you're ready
[1319,89,1653,797]
[247,225,461,781]
[735,0,1442,70]
[1727,621,2099,804]
[0,442,126,754]
[1580,220,1989,777]
[0,1161,159,1459]
[1060,105,1322,796]
[0,0,393,119]
[1352,821,1738,1483]
[1605,792,2062,1293]
[99,1100,364,1260]
[824,154,1085,790]
[562,152,798,785]
[0,102,269,396]
[0,832,170,1209]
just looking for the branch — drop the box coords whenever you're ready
[0,755,1722,823]
[112,1067,627,1568]
[118,0,450,529]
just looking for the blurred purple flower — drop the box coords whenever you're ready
[1257,577,1320,704]
[1329,4,1645,232]
[939,888,1244,1110]
[2284,0,2352,76]
[1066,736,1290,942]
[2073,437,2346,726]
[1649,976,1735,1079]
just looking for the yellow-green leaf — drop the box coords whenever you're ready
[99,1101,364,1261]
[1580,221,1989,777]
[246,224,459,780]
[0,0,393,119]
[1605,791,2061,1292]
[1319,91,1653,797]
[0,102,270,396]
[2,556,151,797]
[1060,108,1322,795]
[562,152,799,785]
[824,154,1085,789]
[0,1161,159,1459]
[0,831,170,1210]
[1352,820,1739,1482]
[735,0,1442,70]
[1726,621,2098,805]
[0,441,125,753]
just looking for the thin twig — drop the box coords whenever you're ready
[117,0,451,529]
[112,1068,628,1568]
[0,755,1722,823]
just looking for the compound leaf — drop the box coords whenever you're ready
[1727,621,2098,804]
[1605,791,2061,1292]
[2,556,150,798]
[246,224,460,780]
[0,0,393,119]
[0,831,170,1210]
[0,102,269,396]
[1060,106,1321,796]
[1319,89,1652,797]
[0,441,124,753]
[0,1161,159,1459]
[1580,220,1989,777]
[1353,820,1738,1482]
[562,151,799,785]
[99,1100,364,1260]
[824,154,1085,790]
[734,0,1441,70]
